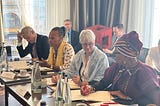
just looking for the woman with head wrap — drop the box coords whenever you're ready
[81,31,160,106]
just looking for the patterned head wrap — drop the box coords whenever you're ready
[114,31,143,58]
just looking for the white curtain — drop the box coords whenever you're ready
[46,0,70,34]
[21,0,34,27]
[0,0,4,44]
[120,0,154,48]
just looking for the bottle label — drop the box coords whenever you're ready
[31,81,42,93]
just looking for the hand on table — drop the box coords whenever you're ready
[39,59,50,68]
[51,75,58,83]
[72,75,80,84]
[80,85,93,96]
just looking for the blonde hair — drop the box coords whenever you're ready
[79,29,96,43]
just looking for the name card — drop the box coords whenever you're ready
[1,72,16,79]
[16,85,30,97]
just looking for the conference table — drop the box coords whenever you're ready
[0,60,138,106]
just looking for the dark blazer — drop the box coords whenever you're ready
[17,34,50,60]
[71,30,82,53]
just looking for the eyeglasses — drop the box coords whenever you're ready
[81,43,94,47]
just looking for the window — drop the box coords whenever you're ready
[152,0,160,47]
[2,0,47,57]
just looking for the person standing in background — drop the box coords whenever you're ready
[63,19,82,53]
[146,39,160,74]
[17,26,50,61]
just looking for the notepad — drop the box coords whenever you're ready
[9,61,30,70]
[1,72,16,79]
[71,90,112,102]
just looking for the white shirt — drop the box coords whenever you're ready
[146,46,160,72]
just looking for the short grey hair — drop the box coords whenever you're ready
[21,26,34,37]
[79,29,96,43]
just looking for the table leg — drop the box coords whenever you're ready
[5,85,8,106]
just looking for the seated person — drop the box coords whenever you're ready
[81,31,160,106]
[52,29,109,86]
[146,39,160,74]
[103,24,124,54]
[39,27,75,72]
[103,24,124,65]
[17,26,50,60]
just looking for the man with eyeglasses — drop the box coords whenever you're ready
[63,19,82,53]
[16,26,50,61]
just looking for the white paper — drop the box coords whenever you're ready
[68,79,80,90]
[71,90,112,102]
[16,85,29,97]
[8,61,30,70]
[1,72,16,79]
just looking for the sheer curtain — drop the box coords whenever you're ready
[46,0,70,34]
[120,0,154,48]
[0,0,3,44]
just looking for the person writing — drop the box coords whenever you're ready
[52,29,109,86]
[81,31,160,106]
[17,26,50,60]
[39,26,75,72]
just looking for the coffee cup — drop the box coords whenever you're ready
[76,103,88,106]
[20,70,27,76]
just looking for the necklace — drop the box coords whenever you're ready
[112,66,139,93]
[123,68,139,93]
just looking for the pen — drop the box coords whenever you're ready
[79,62,83,82]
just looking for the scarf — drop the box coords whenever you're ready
[48,41,66,66]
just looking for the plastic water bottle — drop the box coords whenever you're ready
[31,61,36,91]
[0,45,8,72]
[63,74,72,106]
[31,61,42,93]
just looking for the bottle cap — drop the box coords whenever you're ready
[40,101,46,106]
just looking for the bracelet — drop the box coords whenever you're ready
[78,80,82,86]
[92,87,96,92]
[125,96,132,100]
[89,86,96,93]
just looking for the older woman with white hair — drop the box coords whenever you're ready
[52,29,109,86]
